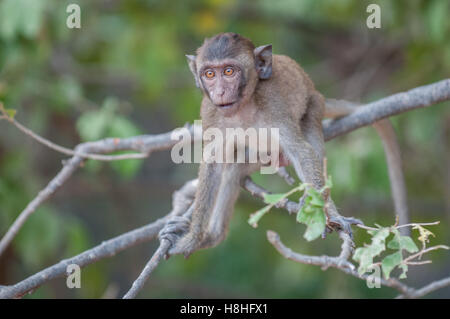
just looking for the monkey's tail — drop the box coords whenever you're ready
[324,98,409,234]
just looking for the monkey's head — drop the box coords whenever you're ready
[186,33,272,113]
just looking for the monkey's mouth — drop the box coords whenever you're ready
[217,102,236,109]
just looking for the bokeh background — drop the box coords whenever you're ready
[0,0,449,298]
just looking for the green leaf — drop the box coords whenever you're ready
[0,104,16,119]
[295,186,327,241]
[108,116,143,179]
[263,193,286,205]
[297,206,326,241]
[399,264,409,279]
[387,237,400,250]
[426,0,449,43]
[64,220,91,257]
[76,98,118,141]
[50,76,83,111]
[308,190,324,207]
[76,98,143,179]
[387,233,419,253]
[0,0,23,40]
[15,206,63,268]
[382,229,418,279]
[248,184,305,229]
[0,0,47,40]
[353,227,390,274]
[248,205,272,228]
[382,251,403,279]
[6,108,16,119]
[399,236,419,253]
[76,110,110,141]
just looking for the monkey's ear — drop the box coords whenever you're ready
[186,54,200,88]
[254,44,272,80]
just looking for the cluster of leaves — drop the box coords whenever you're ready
[248,170,448,282]
[353,223,448,280]
[76,98,143,179]
[353,227,415,279]
[248,176,333,241]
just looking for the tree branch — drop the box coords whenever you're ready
[402,277,450,299]
[122,239,171,299]
[2,79,448,257]
[323,79,450,140]
[0,124,196,257]
[244,177,450,298]
[1,79,449,298]
[0,217,166,299]
[0,179,197,299]
[267,230,450,298]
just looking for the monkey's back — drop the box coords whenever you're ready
[256,54,323,122]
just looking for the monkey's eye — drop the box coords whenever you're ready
[224,67,234,76]
[205,70,215,79]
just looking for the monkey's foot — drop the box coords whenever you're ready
[323,215,363,239]
[158,215,192,258]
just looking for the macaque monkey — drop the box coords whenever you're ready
[159,32,362,257]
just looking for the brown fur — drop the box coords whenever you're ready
[159,33,358,257]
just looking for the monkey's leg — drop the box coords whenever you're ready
[280,127,361,237]
[159,163,222,257]
[307,95,362,235]
[198,163,243,248]
[159,163,242,257]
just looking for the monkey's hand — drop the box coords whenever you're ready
[158,215,199,258]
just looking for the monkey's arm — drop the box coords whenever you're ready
[159,162,242,257]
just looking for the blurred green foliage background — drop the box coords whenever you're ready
[0,0,449,298]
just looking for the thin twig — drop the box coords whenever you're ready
[0,107,147,161]
[404,277,450,298]
[122,240,171,299]
[397,221,440,229]
[406,261,432,266]
[356,221,441,232]
[0,125,196,257]
[242,177,300,215]
[403,245,450,264]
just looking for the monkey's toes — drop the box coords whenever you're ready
[325,215,363,239]
[158,215,191,244]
